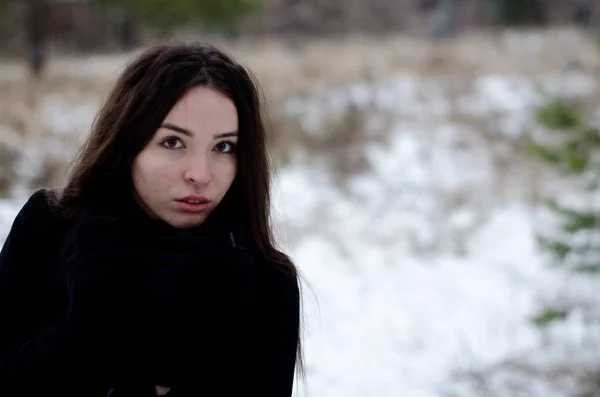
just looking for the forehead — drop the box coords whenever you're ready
[165,86,238,132]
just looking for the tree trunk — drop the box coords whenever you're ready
[25,0,47,77]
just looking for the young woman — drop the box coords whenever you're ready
[0,42,304,397]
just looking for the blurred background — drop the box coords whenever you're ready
[1,1,600,396]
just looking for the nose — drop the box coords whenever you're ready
[184,155,211,186]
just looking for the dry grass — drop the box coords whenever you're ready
[447,355,600,397]
[218,27,600,99]
[268,101,392,187]
[0,144,19,196]
[0,27,598,196]
[1,27,597,144]
[2,27,599,101]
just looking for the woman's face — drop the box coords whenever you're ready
[132,86,238,229]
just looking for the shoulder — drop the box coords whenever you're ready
[65,209,143,256]
[67,196,159,243]
[66,195,145,239]
[256,251,300,305]
[1,189,69,274]
[254,252,301,353]
[14,188,59,221]
[63,200,166,259]
[8,188,66,237]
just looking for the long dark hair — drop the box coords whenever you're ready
[57,41,305,381]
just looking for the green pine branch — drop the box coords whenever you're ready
[94,0,263,30]
[574,263,600,274]
[531,307,569,328]
[546,200,600,233]
[537,234,600,258]
[522,133,592,174]
[535,97,580,130]
[536,236,572,260]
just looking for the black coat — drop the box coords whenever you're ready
[0,189,299,396]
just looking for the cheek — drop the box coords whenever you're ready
[131,160,143,188]
[133,154,173,193]
[219,160,237,186]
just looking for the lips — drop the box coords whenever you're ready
[177,195,211,204]
[175,195,212,213]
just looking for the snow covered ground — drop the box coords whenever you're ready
[1,68,599,396]
[0,198,21,243]
[274,72,600,396]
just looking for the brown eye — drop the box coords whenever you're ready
[215,141,236,153]
[162,137,183,149]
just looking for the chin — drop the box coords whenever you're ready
[165,214,207,229]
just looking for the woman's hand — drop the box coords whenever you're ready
[156,385,171,395]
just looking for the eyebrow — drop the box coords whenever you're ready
[161,122,238,139]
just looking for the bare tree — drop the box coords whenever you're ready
[24,0,47,77]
